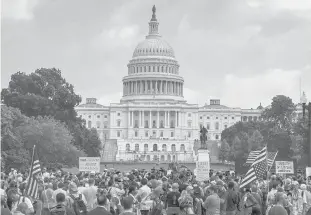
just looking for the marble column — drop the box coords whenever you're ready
[175,111,177,127]
[131,111,134,127]
[149,110,152,128]
[145,81,147,93]
[164,111,167,127]
[157,111,160,128]
[142,111,145,127]
[168,111,170,128]
[128,111,130,127]
[160,81,162,94]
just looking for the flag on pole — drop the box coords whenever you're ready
[26,145,41,199]
[240,146,267,189]
[245,150,278,169]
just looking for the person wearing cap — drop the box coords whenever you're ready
[203,184,220,215]
[166,183,181,215]
[66,182,87,209]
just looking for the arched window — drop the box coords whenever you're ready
[153,155,158,161]
[161,155,165,161]
[160,120,164,128]
[126,144,130,152]
[117,120,121,127]
[167,154,171,161]
[162,144,167,152]
[248,116,253,121]
[172,155,176,161]
[96,121,100,129]
[171,144,176,152]
[144,144,148,152]
[243,116,247,121]
[146,155,150,161]
[153,144,158,151]
[88,121,92,128]
[180,144,185,152]
[135,144,139,152]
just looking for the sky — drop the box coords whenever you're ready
[1,0,311,109]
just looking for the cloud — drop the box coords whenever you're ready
[1,0,38,20]
[93,25,141,50]
[97,92,122,106]
[220,67,311,108]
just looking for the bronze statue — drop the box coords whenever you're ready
[199,126,208,149]
[152,5,156,15]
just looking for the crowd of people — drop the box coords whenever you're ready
[1,166,311,215]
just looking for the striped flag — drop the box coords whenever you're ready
[245,150,278,169]
[240,146,267,189]
[26,145,41,199]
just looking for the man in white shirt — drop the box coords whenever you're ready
[10,190,34,214]
[82,178,98,211]
[138,178,151,197]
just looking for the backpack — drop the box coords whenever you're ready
[50,205,67,215]
[149,199,163,215]
[70,194,87,215]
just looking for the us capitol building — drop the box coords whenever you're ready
[75,6,263,163]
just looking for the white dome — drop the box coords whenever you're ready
[132,37,175,58]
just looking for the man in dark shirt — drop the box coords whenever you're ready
[166,183,181,215]
[225,181,240,215]
[50,193,75,215]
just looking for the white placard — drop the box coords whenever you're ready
[306,167,311,177]
[79,157,100,172]
[275,161,294,174]
[196,161,210,181]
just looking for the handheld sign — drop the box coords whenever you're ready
[79,157,100,172]
[275,161,294,174]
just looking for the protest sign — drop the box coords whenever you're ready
[306,167,311,177]
[196,149,210,181]
[79,157,100,172]
[275,161,294,174]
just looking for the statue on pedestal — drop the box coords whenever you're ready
[199,126,208,149]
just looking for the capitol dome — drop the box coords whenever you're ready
[132,38,175,58]
[121,5,185,103]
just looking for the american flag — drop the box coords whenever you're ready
[240,146,267,189]
[26,145,41,199]
[245,150,278,169]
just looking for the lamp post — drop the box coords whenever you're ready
[301,92,311,166]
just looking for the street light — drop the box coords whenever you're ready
[301,92,311,166]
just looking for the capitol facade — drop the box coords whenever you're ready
[75,7,263,163]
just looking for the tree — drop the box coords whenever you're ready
[218,140,230,163]
[84,128,102,157]
[1,105,85,171]
[231,136,243,160]
[262,95,295,131]
[267,131,293,160]
[248,130,264,151]
[1,68,101,156]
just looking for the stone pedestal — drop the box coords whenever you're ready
[195,149,210,181]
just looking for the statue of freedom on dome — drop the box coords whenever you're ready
[199,126,208,149]
[152,5,156,15]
